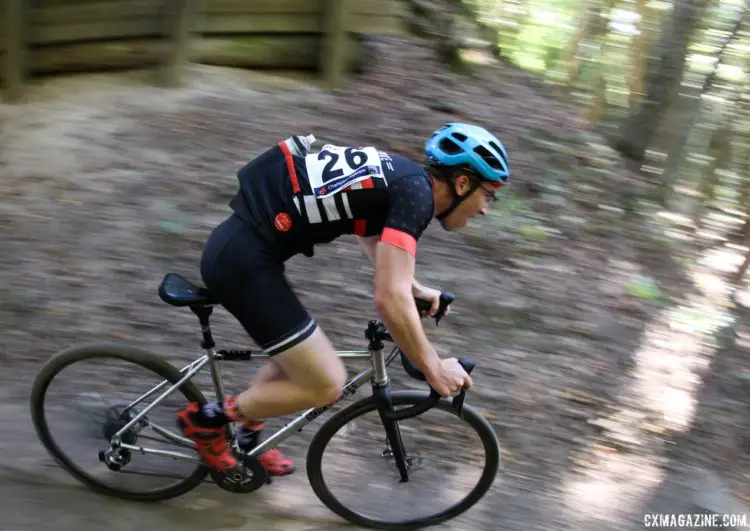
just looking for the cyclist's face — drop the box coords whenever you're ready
[441,175,494,230]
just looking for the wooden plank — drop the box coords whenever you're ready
[2,1,404,42]
[27,19,162,45]
[320,0,347,90]
[190,35,362,70]
[200,0,398,15]
[0,35,364,75]
[191,36,319,68]
[35,0,121,6]
[0,40,165,76]
[351,0,405,16]
[198,14,322,33]
[30,1,162,25]
[198,13,404,35]
[349,14,405,35]
[202,0,322,15]
[3,0,27,102]
[158,0,197,87]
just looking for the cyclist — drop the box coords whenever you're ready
[177,123,510,476]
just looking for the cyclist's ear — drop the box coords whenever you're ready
[453,174,472,196]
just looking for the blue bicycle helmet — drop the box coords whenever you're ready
[425,123,510,187]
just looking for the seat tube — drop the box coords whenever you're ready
[191,305,226,403]
[207,348,226,403]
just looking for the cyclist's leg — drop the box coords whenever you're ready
[179,214,345,472]
[235,327,347,420]
[233,328,346,476]
[235,361,294,474]
[249,361,285,387]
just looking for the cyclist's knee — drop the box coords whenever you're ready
[303,350,347,407]
[318,363,347,404]
[275,327,347,405]
[310,382,344,408]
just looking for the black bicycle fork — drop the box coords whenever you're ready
[374,384,412,482]
[365,319,475,483]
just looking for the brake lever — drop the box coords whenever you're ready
[414,292,455,326]
[452,358,475,418]
[452,390,467,419]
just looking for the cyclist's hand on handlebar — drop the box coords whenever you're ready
[413,283,449,318]
[427,357,473,398]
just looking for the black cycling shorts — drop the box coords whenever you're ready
[200,214,317,356]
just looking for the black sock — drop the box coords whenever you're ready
[238,424,263,448]
[197,401,231,428]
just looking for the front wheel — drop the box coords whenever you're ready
[306,391,501,530]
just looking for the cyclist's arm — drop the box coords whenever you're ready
[358,235,425,297]
[372,235,442,379]
[356,235,378,263]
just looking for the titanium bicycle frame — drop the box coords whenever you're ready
[105,305,399,466]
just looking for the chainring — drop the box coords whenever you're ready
[209,453,268,494]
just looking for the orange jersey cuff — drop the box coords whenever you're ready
[380,228,417,257]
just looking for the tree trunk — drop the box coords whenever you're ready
[655,84,703,206]
[734,248,750,286]
[628,0,647,108]
[628,0,663,110]
[694,124,732,228]
[657,10,745,206]
[738,134,750,214]
[734,145,750,285]
[584,70,607,123]
[157,0,197,87]
[731,82,750,243]
[557,0,615,91]
[612,0,709,163]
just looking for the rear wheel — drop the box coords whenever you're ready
[306,391,501,530]
[30,342,209,501]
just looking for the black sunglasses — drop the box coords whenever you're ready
[463,169,498,204]
[478,183,498,204]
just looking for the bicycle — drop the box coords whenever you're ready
[30,272,501,530]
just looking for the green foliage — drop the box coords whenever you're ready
[156,220,186,235]
[519,224,549,241]
[626,275,664,300]
[448,0,750,223]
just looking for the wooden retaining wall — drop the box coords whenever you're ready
[1,0,406,101]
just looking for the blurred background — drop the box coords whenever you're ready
[1,0,750,530]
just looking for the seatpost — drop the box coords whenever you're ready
[191,305,215,349]
[190,305,227,404]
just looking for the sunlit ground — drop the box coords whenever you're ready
[561,202,747,524]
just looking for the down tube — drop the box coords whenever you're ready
[247,366,374,457]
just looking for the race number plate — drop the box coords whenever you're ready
[304,144,384,198]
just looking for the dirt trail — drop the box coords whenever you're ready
[1,35,748,530]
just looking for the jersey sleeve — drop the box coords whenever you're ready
[379,174,434,257]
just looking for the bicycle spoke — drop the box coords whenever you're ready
[307,391,500,528]
[32,346,208,500]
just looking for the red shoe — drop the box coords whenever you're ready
[258,448,296,476]
[176,402,238,471]
[237,423,295,476]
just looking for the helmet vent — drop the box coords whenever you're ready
[451,132,468,142]
[474,145,503,170]
[439,138,463,155]
[488,141,507,164]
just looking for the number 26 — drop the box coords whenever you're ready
[318,148,367,182]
